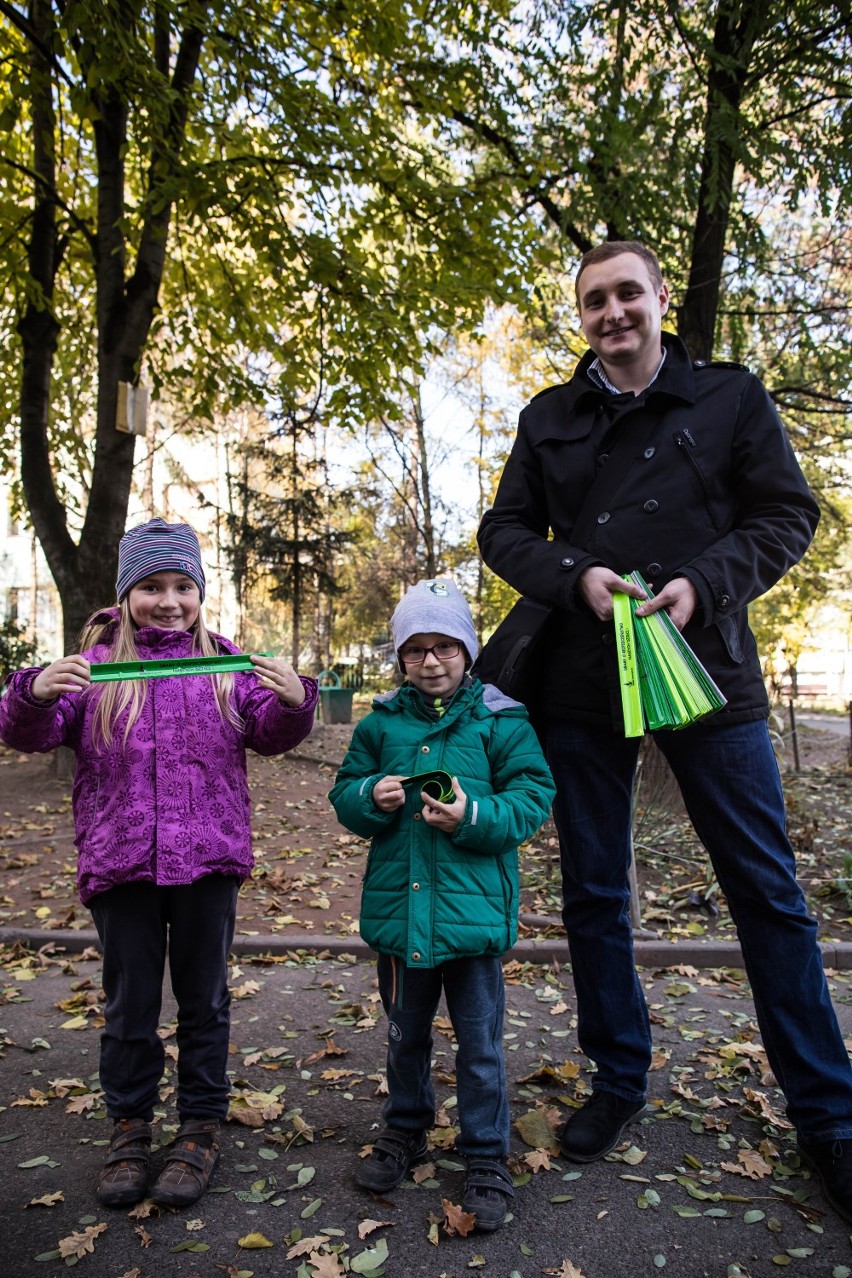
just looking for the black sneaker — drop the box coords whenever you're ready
[355,1128,428,1193]
[798,1137,852,1225]
[462,1156,515,1232]
[557,1091,648,1163]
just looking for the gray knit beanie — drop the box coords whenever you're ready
[390,579,478,664]
[116,518,206,602]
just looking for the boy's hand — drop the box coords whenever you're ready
[373,775,406,812]
[422,777,466,832]
[250,655,306,706]
[31,656,91,701]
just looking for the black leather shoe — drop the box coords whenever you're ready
[798,1137,852,1224]
[355,1128,428,1192]
[557,1091,648,1163]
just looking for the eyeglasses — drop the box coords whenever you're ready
[399,641,461,664]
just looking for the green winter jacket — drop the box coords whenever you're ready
[328,679,555,968]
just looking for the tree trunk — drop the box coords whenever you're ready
[17,3,207,653]
[412,387,436,578]
[677,0,769,359]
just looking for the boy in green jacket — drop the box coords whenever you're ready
[329,579,555,1232]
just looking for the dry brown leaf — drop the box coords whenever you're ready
[524,1149,552,1172]
[720,1149,773,1180]
[307,1250,345,1277]
[66,1092,99,1114]
[58,1222,108,1259]
[134,1224,153,1248]
[285,1235,329,1259]
[544,1264,588,1278]
[128,1199,157,1219]
[26,1190,63,1208]
[358,1218,395,1239]
[412,1161,436,1183]
[442,1198,476,1237]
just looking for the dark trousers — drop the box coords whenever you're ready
[89,876,239,1122]
[377,953,509,1158]
[546,717,852,1141]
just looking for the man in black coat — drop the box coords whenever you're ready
[477,241,852,1223]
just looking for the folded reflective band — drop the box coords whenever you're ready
[401,769,455,802]
[89,653,273,682]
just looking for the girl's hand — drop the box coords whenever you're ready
[421,777,466,832]
[250,655,306,706]
[373,775,406,812]
[31,656,91,701]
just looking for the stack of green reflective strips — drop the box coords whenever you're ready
[613,571,726,737]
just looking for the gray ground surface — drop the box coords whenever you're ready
[2,946,852,1278]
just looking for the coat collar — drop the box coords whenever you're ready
[523,333,698,443]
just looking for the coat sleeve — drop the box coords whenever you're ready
[451,714,555,857]
[0,669,82,753]
[328,717,401,839]
[477,410,601,610]
[237,673,319,756]
[678,375,820,626]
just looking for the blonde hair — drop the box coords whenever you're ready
[79,601,243,750]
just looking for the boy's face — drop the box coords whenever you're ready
[399,631,467,698]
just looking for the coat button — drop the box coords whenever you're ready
[411,951,421,962]
[643,447,656,459]
[597,511,610,524]
[643,499,659,513]
[719,594,730,608]
[413,812,421,821]
[597,452,610,466]
[412,882,420,891]
[421,745,430,754]
[647,562,662,577]
[560,557,574,568]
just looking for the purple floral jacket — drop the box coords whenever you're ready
[0,617,318,904]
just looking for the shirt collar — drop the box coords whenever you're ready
[587,347,667,395]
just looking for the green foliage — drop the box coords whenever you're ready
[0,619,37,679]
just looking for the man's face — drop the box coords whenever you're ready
[577,253,669,369]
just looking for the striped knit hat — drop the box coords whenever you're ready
[116,519,206,602]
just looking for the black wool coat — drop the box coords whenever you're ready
[477,333,819,730]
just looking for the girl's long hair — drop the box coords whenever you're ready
[79,601,243,749]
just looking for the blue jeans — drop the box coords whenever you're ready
[90,875,239,1122]
[376,953,509,1157]
[546,716,852,1142]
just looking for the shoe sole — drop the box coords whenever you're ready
[97,1186,148,1208]
[559,1104,650,1164]
[797,1145,852,1226]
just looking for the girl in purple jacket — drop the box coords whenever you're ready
[0,519,318,1211]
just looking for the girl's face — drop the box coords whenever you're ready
[127,571,201,631]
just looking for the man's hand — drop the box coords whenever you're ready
[31,656,91,701]
[421,778,466,832]
[635,576,698,631]
[373,775,406,812]
[578,566,647,621]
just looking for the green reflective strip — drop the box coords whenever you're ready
[89,652,273,682]
[401,769,456,803]
[613,592,644,738]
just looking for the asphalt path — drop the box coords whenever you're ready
[3,946,852,1277]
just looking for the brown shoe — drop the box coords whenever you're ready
[97,1118,152,1207]
[150,1119,220,1208]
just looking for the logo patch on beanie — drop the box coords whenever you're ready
[427,581,449,596]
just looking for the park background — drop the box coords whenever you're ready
[0,0,850,709]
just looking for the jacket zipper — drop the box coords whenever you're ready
[673,431,718,531]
